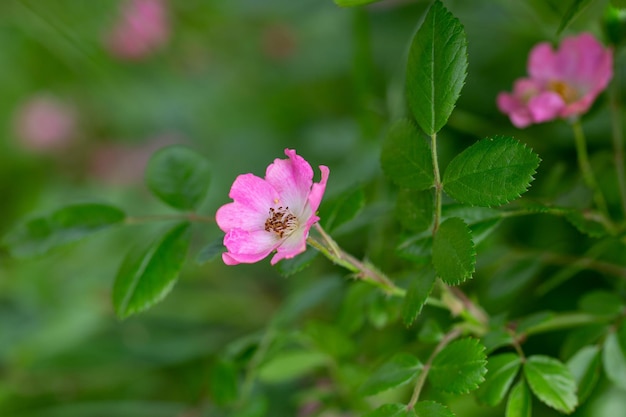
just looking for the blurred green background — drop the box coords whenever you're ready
[1,0,625,416]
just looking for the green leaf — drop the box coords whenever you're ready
[564,210,609,237]
[195,237,224,265]
[579,290,624,317]
[418,319,444,344]
[482,329,515,354]
[257,350,327,383]
[145,145,211,210]
[506,380,532,417]
[413,401,456,417]
[602,327,626,390]
[402,268,437,326]
[396,189,433,232]
[360,353,422,396]
[524,355,578,414]
[305,321,355,358]
[364,404,415,417]
[397,233,432,265]
[429,338,487,394]
[209,359,239,406]
[319,187,365,232]
[3,203,125,258]
[476,353,522,406]
[334,0,382,7]
[432,217,475,285]
[113,223,191,319]
[381,119,434,190]
[406,0,467,135]
[443,136,540,207]
[557,0,592,35]
[567,346,601,404]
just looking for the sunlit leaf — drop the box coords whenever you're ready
[113,222,191,319]
[443,136,540,207]
[432,217,475,285]
[414,401,456,417]
[364,404,415,417]
[145,145,211,210]
[602,325,626,390]
[506,380,532,417]
[381,119,434,190]
[524,355,578,414]
[429,338,487,394]
[567,345,601,404]
[476,353,522,406]
[360,353,422,396]
[406,0,468,134]
[3,203,125,258]
[402,267,437,326]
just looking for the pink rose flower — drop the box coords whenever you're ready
[104,0,170,60]
[216,149,329,266]
[13,94,77,152]
[497,33,613,128]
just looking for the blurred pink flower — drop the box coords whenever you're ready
[89,133,181,185]
[497,33,613,128]
[13,94,77,152]
[216,149,329,266]
[105,0,170,60]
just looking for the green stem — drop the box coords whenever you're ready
[609,73,626,217]
[571,119,611,221]
[431,133,443,235]
[406,328,462,410]
[520,312,609,337]
[308,224,405,297]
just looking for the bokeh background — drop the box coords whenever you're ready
[1,0,625,416]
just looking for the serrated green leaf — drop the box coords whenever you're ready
[432,217,475,285]
[430,338,487,394]
[210,359,239,406]
[334,0,382,7]
[476,353,522,406]
[319,187,365,232]
[195,237,224,265]
[602,328,626,390]
[557,0,592,35]
[381,119,434,190]
[414,401,456,417]
[402,268,437,326]
[113,222,191,319]
[567,345,601,404]
[361,353,422,396]
[145,145,211,210]
[3,203,125,258]
[406,0,467,135]
[275,249,318,277]
[443,136,540,207]
[257,350,327,383]
[579,291,624,317]
[506,380,532,417]
[364,404,415,417]
[564,210,609,237]
[524,355,578,414]
[396,189,433,232]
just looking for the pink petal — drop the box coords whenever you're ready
[222,228,279,265]
[528,91,565,123]
[265,149,314,216]
[528,42,557,82]
[497,91,533,128]
[228,173,280,214]
[307,165,330,216]
[215,202,267,234]
[270,226,309,265]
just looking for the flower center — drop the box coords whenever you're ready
[264,206,299,238]
[548,80,579,103]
